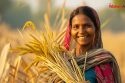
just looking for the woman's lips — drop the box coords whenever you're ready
[77,35,88,39]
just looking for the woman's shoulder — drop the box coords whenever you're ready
[89,48,115,58]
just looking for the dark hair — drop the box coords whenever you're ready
[68,6,103,48]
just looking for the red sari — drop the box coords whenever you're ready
[73,48,121,83]
[95,63,115,83]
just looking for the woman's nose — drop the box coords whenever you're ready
[78,26,85,34]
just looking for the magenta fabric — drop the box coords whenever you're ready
[95,63,115,83]
[64,22,71,50]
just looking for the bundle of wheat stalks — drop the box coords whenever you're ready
[14,17,86,83]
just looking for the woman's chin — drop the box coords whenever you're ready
[78,42,90,46]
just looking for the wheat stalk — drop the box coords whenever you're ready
[0,43,10,80]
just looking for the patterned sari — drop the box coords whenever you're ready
[71,48,121,83]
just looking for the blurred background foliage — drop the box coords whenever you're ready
[101,0,125,32]
[0,0,125,32]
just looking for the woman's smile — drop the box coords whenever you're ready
[77,35,89,41]
[77,35,88,39]
[77,34,91,45]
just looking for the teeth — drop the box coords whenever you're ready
[79,37,85,38]
[79,36,87,38]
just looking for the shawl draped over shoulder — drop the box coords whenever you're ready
[69,48,121,83]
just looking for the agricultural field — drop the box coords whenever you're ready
[0,23,125,83]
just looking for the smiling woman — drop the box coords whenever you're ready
[63,6,121,83]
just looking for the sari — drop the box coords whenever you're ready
[71,48,121,83]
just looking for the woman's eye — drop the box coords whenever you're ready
[73,25,79,29]
[85,24,92,28]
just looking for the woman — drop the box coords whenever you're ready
[63,6,121,83]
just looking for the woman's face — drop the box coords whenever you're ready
[71,14,95,47]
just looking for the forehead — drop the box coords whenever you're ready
[72,14,92,25]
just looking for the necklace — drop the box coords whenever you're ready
[83,52,88,81]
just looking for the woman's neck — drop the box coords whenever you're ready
[75,44,93,57]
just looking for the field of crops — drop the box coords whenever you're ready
[0,23,125,82]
